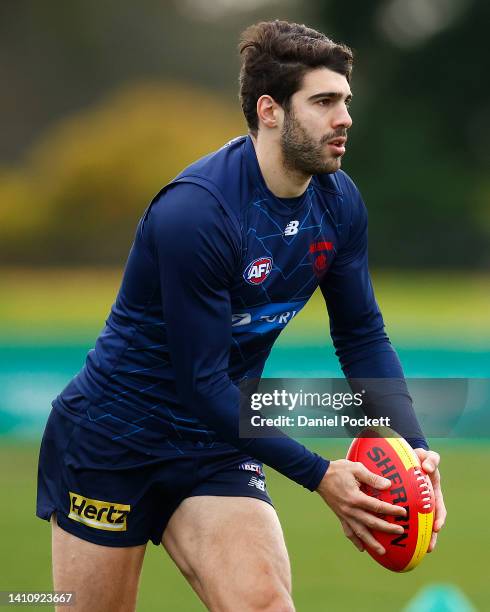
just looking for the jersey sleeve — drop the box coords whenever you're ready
[146,182,329,489]
[321,177,428,449]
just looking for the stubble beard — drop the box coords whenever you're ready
[280,109,343,176]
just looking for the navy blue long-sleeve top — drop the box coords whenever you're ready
[56,135,426,491]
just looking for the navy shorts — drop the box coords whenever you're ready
[36,407,273,547]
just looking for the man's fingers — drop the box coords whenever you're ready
[348,518,385,556]
[352,462,391,490]
[357,493,407,518]
[433,487,447,531]
[424,451,440,473]
[422,452,440,476]
[414,450,444,553]
[350,509,405,535]
[340,519,364,552]
[415,449,440,474]
[427,530,438,553]
[428,468,441,488]
[434,514,446,531]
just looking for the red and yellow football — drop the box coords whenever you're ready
[346,427,435,572]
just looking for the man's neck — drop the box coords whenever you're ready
[251,133,311,198]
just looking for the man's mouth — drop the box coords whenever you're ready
[326,137,347,156]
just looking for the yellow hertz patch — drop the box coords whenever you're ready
[68,492,130,531]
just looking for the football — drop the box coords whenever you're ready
[346,427,435,572]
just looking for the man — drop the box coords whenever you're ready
[37,20,446,611]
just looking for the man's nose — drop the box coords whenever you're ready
[332,104,352,130]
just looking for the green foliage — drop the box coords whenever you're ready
[316,0,490,269]
[0,82,245,264]
[0,1,488,268]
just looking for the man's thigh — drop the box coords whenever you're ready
[51,515,146,612]
[162,496,295,612]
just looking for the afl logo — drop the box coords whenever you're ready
[244,257,273,285]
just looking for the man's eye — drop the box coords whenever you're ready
[318,99,331,106]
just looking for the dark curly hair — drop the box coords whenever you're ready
[239,20,353,135]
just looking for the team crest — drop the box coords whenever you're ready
[243,257,273,285]
[309,240,333,276]
[314,253,328,272]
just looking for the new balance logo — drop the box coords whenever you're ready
[248,476,266,491]
[284,220,299,236]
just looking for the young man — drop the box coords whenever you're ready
[37,20,446,611]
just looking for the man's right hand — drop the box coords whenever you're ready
[316,459,407,556]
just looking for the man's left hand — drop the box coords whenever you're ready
[414,448,447,552]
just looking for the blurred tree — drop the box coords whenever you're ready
[0,82,245,264]
[0,0,302,162]
[316,0,490,268]
[0,0,488,268]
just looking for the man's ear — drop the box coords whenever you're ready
[256,95,282,130]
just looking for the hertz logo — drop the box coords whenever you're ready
[68,492,130,531]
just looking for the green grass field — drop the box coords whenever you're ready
[1,268,488,610]
[0,442,487,611]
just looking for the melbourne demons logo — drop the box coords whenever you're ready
[243,257,273,285]
[309,241,333,276]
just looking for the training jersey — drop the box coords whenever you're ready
[55,135,426,491]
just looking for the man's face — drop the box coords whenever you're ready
[280,67,353,175]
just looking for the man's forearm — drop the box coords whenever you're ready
[340,344,428,449]
[181,378,329,490]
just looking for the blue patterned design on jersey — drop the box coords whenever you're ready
[54,135,381,461]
